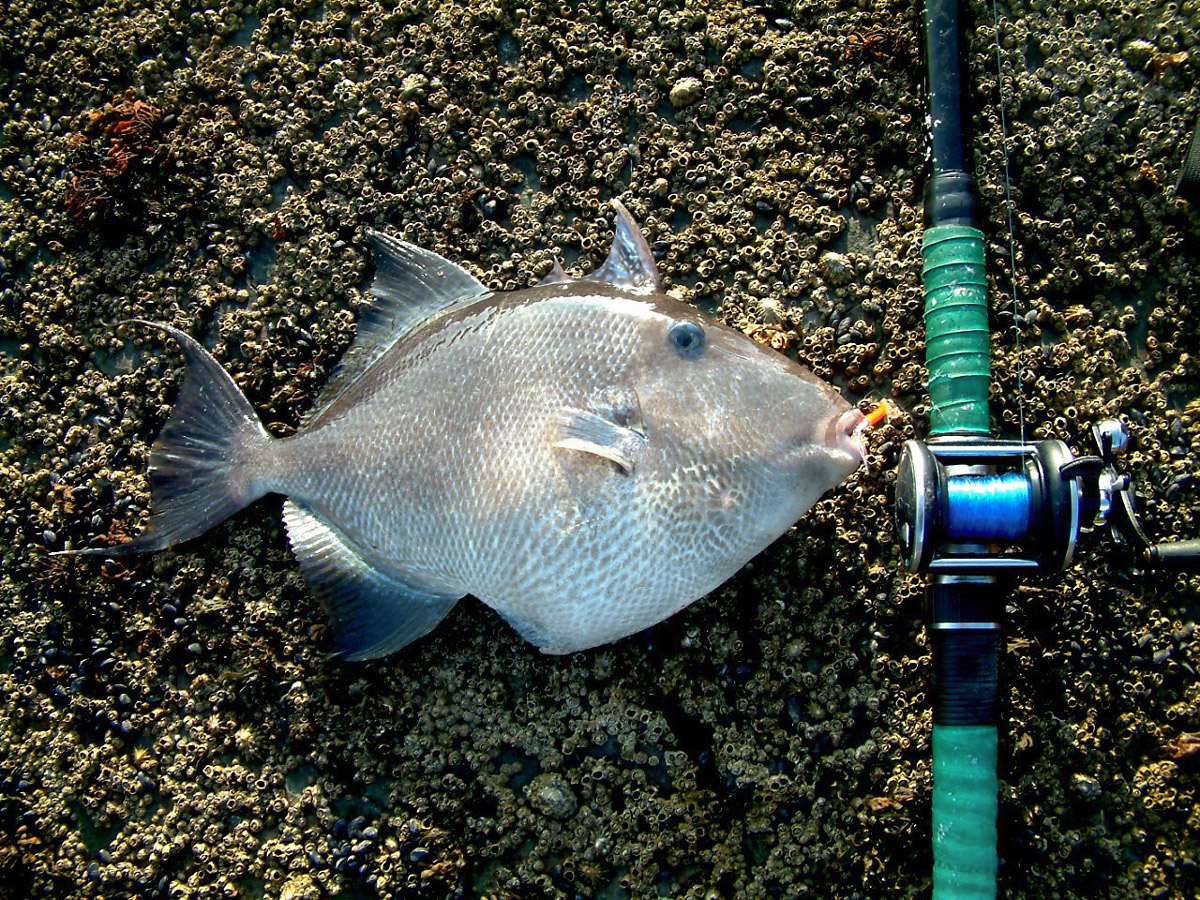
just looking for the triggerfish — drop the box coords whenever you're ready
[68,201,867,659]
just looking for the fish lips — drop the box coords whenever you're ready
[825,408,868,468]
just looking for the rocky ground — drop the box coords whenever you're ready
[0,0,1197,897]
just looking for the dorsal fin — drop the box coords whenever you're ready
[536,259,569,286]
[303,230,487,426]
[579,199,661,294]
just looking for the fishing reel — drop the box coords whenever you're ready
[894,419,1200,575]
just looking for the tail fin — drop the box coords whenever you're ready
[70,321,273,555]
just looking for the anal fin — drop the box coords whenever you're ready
[283,500,460,660]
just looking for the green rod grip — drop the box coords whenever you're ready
[932,724,999,900]
[922,225,990,436]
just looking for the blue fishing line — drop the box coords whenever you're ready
[945,474,1031,540]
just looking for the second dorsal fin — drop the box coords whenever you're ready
[304,231,487,426]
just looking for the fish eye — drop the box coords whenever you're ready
[667,321,705,358]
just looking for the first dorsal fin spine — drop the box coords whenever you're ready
[578,199,662,293]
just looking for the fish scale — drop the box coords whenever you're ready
[65,200,866,659]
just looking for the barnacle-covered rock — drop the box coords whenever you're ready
[0,0,1198,897]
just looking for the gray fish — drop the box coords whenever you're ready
[70,201,865,659]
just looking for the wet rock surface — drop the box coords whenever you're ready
[0,0,1198,897]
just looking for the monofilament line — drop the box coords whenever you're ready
[990,0,1026,443]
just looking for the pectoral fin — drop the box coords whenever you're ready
[552,408,645,475]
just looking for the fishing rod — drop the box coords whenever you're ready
[900,0,1200,897]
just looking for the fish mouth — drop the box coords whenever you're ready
[826,408,867,467]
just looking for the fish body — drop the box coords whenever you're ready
[79,202,863,658]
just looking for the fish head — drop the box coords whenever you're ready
[624,294,863,553]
